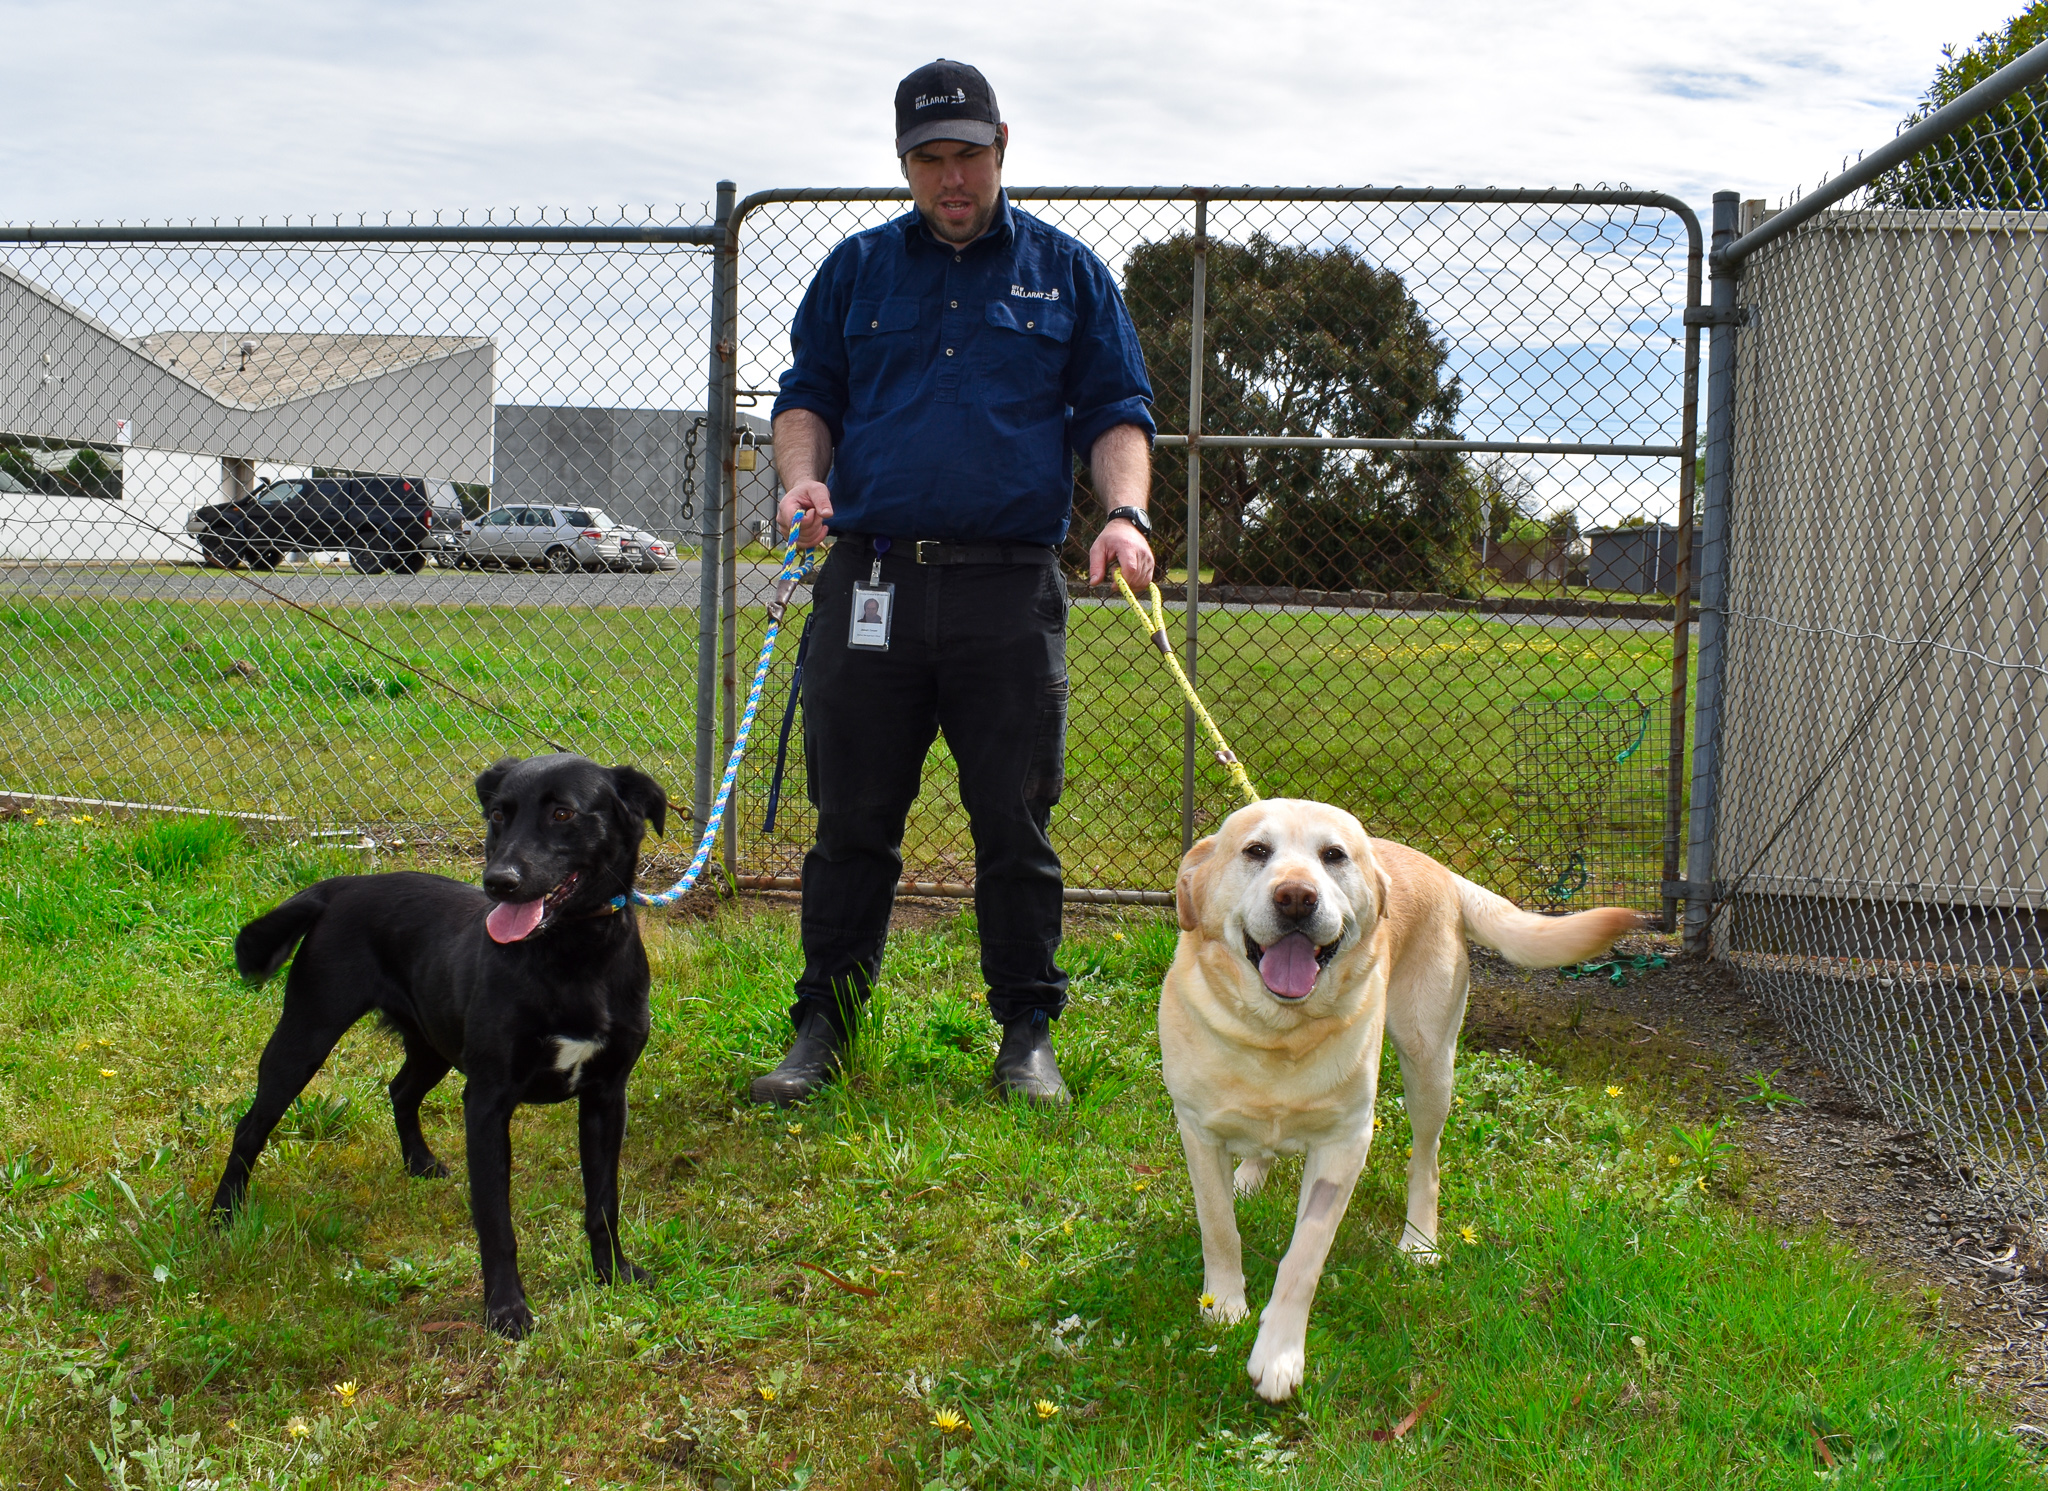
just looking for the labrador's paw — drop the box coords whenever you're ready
[1246,1328,1306,1402]
[1201,1290,1249,1324]
[1232,1156,1273,1197]
[1398,1224,1441,1266]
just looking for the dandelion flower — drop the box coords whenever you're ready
[932,1407,968,1434]
[1198,1292,1217,1310]
[1034,1398,1060,1421]
[286,1417,311,1439]
[1459,1225,1477,1245]
[1696,1177,1707,1191]
[1606,1085,1623,1098]
[333,1381,358,1407]
[1131,1180,1148,1193]
[785,1123,803,1136]
[1667,1155,1681,1166]
[98,1068,117,1078]
[1060,1219,1073,1236]
[759,1385,776,1402]
[1015,1254,1033,1270]
[1112,931,1125,942]
[1454,1095,1464,1106]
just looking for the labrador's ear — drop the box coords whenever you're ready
[609,764,667,837]
[474,758,519,816]
[1175,835,1218,932]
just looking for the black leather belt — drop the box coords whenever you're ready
[845,534,1058,566]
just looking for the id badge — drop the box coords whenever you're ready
[848,579,895,651]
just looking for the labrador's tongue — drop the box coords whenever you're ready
[486,898,545,944]
[1259,931,1321,998]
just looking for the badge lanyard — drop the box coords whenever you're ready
[849,536,895,651]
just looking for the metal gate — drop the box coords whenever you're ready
[701,187,1702,918]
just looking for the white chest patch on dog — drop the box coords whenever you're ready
[552,1036,604,1088]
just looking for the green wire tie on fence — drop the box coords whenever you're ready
[1545,850,1589,902]
[1111,568,1261,808]
[1615,698,1652,763]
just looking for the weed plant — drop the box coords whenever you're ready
[0,817,2036,1487]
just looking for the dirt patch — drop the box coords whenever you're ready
[1468,933,2048,1425]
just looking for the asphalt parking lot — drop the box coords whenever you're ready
[0,562,1653,632]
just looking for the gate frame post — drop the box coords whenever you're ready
[1683,190,1740,957]
[695,179,736,846]
[1181,194,1209,852]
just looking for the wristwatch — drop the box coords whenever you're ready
[1106,505,1154,540]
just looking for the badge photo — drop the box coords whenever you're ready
[849,579,895,651]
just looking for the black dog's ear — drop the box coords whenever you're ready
[475,757,519,815]
[609,765,667,837]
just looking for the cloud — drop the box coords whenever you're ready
[0,0,2024,223]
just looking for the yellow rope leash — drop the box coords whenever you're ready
[1111,568,1261,806]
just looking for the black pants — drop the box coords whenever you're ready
[791,540,1070,1033]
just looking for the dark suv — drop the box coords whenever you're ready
[186,476,455,575]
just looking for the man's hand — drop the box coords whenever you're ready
[776,481,834,550]
[1089,515,1155,589]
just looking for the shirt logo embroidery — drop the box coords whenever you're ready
[914,88,968,110]
[1010,285,1060,301]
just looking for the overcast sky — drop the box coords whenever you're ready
[1,0,2023,224]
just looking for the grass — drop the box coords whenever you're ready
[0,593,1684,911]
[0,814,2039,1487]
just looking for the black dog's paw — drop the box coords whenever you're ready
[406,1157,451,1180]
[611,1258,655,1287]
[486,1299,534,1338]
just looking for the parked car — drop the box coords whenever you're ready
[463,506,624,572]
[185,475,450,574]
[616,528,681,572]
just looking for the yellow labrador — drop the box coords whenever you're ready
[1160,798,1640,1401]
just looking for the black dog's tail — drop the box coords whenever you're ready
[234,882,337,984]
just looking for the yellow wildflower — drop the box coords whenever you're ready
[932,1407,968,1434]
[1459,1225,1477,1245]
[1034,1398,1060,1421]
[1198,1292,1216,1309]
[1112,931,1126,942]
[1667,1155,1681,1166]
[1060,1219,1073,1236]
[785,1123,803,1136]
[1606,1085,1623,1098]
[759,1385,776,1402]
[286,1417,310,1439]
[98,1068,117,1078]
[332,1380,358,1407]
[1131,1180,1148,1193]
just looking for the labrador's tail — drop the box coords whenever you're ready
[1454,875,1643,968]
[233,881,337,984]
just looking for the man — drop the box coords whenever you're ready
[753,58,1157,1109]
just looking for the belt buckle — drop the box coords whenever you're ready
[915,540,942,565]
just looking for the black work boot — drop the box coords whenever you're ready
[993,1011,1070,1109]
[749,1010,847,1107]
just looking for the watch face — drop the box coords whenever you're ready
[1114,507,1152,536]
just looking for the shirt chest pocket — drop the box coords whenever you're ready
[985,299,1074,343]
[846,298,921,338]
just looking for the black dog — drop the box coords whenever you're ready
[210,754,666,1336]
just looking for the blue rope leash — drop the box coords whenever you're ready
[611,520,816,911]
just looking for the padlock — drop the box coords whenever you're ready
[735,430,759,471]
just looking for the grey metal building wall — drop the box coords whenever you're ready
[1716,209,2048,944]
[491,404,777,538]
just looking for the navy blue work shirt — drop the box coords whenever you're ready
[771,192,1155,546]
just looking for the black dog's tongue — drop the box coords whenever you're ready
[486,899,545,944]
[1259,932,1321,998]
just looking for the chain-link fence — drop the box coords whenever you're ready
[1696,41,2048,1209]
[0,215,721,829]
[716,188,1701,913]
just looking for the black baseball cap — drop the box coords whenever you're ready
[894,59,1001,157]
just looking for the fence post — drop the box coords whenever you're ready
[696,180,736,843]
[1683,190,1739,957]
[1181,194,1209,852]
